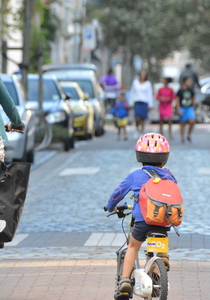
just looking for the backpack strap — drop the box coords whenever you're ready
[142,168,160,179]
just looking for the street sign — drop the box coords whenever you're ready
[83,25,96,50]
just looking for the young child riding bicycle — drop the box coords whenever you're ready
[105,133,177,299]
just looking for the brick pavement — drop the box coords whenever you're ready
[0,259,209,300]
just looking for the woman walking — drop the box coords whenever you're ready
[176,76,196,143]
[129,70,153,138]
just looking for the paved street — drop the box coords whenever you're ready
[1,123,210,299]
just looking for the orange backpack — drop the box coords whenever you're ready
[139,169,184,227]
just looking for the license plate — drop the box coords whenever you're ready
[147,237,169,253]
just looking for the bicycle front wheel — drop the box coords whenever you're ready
[146,259,168,300]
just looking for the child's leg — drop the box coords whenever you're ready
[180,121,186,142]
[117,127,121,140]
[135,117,140,131]
[122,235,143,278]
[140,118,145,134]
[187,118,195,140]
[159,119,163,135]
[168,118,173,139]
[123,126,127,140]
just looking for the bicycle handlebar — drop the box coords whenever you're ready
[5,125,24,134]
[104,203,133,219]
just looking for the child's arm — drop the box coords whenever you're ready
[105,173,134,212]
[191,91,196,109]
[176,95,182,116]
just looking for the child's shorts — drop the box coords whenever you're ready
[131,221,170,242]
[180,106,195,122]
[117,117,128,127]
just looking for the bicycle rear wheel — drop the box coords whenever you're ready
[145,259,168,300]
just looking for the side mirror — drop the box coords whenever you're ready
[65,92,72,100]
[83,93,89,101]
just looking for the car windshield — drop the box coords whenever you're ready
[73,80,94,98]
[3,82,19,105]
[28,78,61,102]
[61,86,80,100]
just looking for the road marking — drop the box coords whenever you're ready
[198,167,210,174]
[59,167,100,176]
[111,233,127,246]
[84,233,103,246]
[4,234,29,247]
[84,233,126,247]
[98,233,116,246]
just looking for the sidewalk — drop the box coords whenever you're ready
[0,259,209,300]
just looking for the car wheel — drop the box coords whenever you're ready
[70,136,75,149]
[63,138,71,152]
[26,148,35,163]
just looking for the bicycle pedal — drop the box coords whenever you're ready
[115,290,131,299]
[115,293,130,300]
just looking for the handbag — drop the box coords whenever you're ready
[0,161,31,243]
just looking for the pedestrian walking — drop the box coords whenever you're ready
[176,76,196,143]
[100,68,120,112]
[110,92,129,140]
[179,62,200,90]
[129,70,153,138]
[156,77,176,139]
[0,77,25,248]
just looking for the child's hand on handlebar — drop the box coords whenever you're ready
[6,121,25,133]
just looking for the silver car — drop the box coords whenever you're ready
[25,74,75,151]
[0,74,36,163]
[43,67,106,136]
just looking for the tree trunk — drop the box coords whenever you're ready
[122,34,132,90]
[22,0,35,92]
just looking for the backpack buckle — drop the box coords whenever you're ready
[166,206,172,216]
[154,205,159,217]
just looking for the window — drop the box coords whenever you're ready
[61,86,80,100]
[73,80,94,98]
[3,82,19,105]
[28,79,61,102]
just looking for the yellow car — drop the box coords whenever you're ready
[59,81,94,139]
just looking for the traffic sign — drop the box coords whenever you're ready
[83,25,96,50]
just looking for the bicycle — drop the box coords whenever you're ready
[104,203,169,300]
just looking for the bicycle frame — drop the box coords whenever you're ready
[105,204,169,300]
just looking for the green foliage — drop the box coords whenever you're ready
[29,1,60,73]
[91,0,210,76]
[1,0,22,37]
[29,26,51,73]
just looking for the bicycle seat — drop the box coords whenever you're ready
[146,231,167,238]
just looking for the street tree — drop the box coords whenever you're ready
[88,0,210,84]
[91,0,185,86]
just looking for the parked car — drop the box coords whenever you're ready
[0,74,36,162]
[195,81,210,123]
[22,74,75,151]
[43,63,98,75]
[59,81,94,139]
[43,66,105,136]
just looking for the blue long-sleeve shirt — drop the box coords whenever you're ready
[106,165,177,222]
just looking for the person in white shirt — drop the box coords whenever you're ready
[129,70,153,137]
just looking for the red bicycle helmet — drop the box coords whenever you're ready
[135,133,170,164]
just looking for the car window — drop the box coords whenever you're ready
[61,86,80,100]
[73,80,94,98]
[28,78,61,102]
[3,82,19,105]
